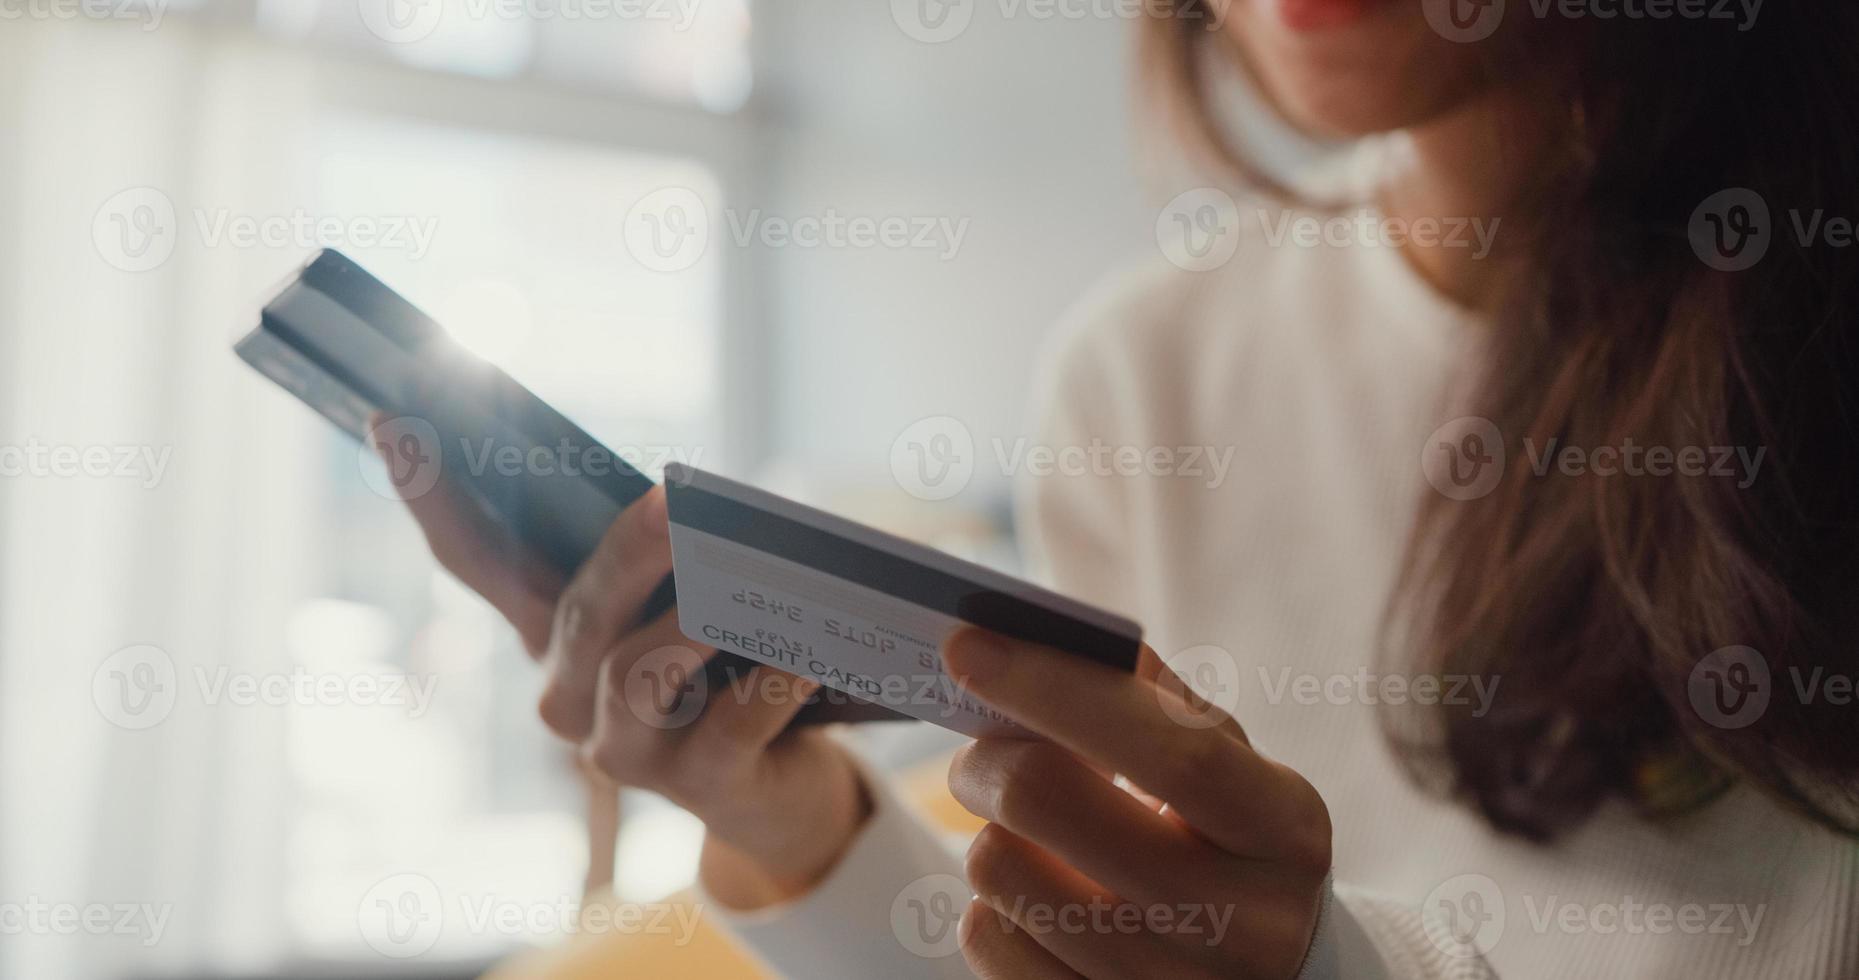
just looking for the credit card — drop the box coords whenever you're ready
[663,464,1143,738]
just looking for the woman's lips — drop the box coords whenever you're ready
[1271,0,1386,31]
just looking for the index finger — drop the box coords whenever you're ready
[941,628,1296,858]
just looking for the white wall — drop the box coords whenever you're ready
[748,3,1154,510]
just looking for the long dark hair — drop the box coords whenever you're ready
[1144,3,1859,840]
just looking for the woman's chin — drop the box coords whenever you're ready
[1228,0,1496,140]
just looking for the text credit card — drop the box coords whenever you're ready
[663,464,1143,738]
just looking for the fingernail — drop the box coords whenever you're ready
[945,631,1008,685]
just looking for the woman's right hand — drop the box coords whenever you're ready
[374,426,873,908]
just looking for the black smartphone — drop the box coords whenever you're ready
[235,249,899,725]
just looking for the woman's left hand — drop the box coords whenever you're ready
[942,628,1333,980]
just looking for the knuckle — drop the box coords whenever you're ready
[609,497,671,563]
[958,898,1000,963]
[657,752,714,803]
[536,683,590,741]
[668,741,723,789]
[580,732,635,785]
[552,590,610,655]
[990,743,1070,829]
[1164,733,1231,789]
[962,823,1018,898]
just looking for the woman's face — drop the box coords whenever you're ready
[1221,0,1501,139]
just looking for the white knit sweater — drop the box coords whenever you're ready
[715,203,1859,979]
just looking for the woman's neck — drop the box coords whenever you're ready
[1378,90,1553,314]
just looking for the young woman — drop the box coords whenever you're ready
[386,0,1859,975]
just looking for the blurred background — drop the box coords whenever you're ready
[0,2,1290,976]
